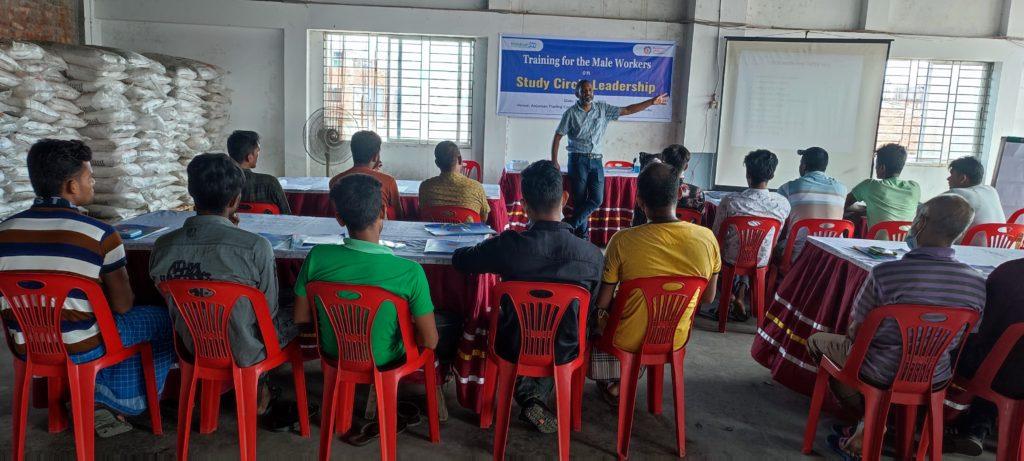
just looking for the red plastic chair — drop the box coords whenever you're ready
[158,279,310,461]
[304,282,439,461]
[927,323,1024,461]
[801,305,980,461]
[767,219,855,301]
[605,160,633,169]
[0,272,162,461]
[1008,208,1024,225]
[238,202,282,215]
[866,220,912,241]
[593,276,709,459]
[420,205,482,224]
[961,223,1024,249]
[478,281,591,461]
[715,215,782,333]
[462,160,482,182]
[675,208,702,224]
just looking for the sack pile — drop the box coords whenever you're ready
[0,40,83,219]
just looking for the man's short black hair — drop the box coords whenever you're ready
[521,160,563,213]
[798,147,829,172]
[330,174,382,232]
[637,162,679,209]
[875,143,908,176]
[226,130,260,164]
[661,144,691,176]
[949,156,985,186]
[744,149,779,185]
[351,131,382,165]
[433,141,460,171]
[27,139,92,198]
[187,153,245,214]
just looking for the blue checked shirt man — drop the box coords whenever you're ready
[551,79,668,238]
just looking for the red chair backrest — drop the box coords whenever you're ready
[420,206,482,224]
[964,322,1024,396]
[602,276,709,355]
[781,219,856,267]
[490,281,591,368]
[715,216,783,268]
[675,208,702,224]
[158,279,282,368]
[961,223,1024,249]
[461,160,482,182]
[1008,208,1024,225]
[238,202,281,215]
[866,221,912,241]
[0,272,123,366]
[842,305,979,394]
[605,160,633,169]
[304,282,419,372]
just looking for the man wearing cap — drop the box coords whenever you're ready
[551,79,668,239]
[776,147,848,262]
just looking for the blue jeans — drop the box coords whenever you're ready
[566,154,604,236]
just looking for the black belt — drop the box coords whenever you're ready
[569,152,602,158]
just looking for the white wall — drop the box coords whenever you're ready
[88,0,686,181]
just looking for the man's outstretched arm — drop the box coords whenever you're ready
[619,93,668,116]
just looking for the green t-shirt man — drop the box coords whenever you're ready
[850,176,921,228]
[294,238,435,366]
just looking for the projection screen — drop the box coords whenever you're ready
[715,38,892,189]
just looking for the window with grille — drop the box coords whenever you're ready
[876,59,992,166]
[323,32,475,146]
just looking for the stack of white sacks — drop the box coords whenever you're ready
[0,40,84,219]
[0,40,231,222]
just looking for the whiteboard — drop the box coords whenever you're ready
[992,137,1024,220]
[716,39,891,189]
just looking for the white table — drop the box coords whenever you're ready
[119,210,487,265]
[809,236,1024,276]
[278,176,501,200]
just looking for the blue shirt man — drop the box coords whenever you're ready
[550,79,667,238]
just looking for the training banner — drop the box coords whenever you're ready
[497,35,676,122]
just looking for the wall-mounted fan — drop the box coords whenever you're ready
[302,108,360,177]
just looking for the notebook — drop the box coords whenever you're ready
[424,239,476,254]
[424,223,496,236]
[115,224,168,240]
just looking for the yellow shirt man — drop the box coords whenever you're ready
[418,171,491,222]
[602,221,721,351]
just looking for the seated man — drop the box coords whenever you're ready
[845,143,920,231]
[711,149,790,320]
[776,147,847,262]
[945,155,1005,229]
[294,173,438,367]
[0,139,173,435]
[227,130,292,214]
[452,160,603,434]
[594,162,720,399]
[630,144,706,226]
[807,194,985,458]
[418,140,490,221]
[328,130,403,220]
[149,153,299,430]
[947,256,1024,456]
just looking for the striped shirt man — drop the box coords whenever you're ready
[849,246,986,385]
[0,197,127,355]
[777,170,848,261]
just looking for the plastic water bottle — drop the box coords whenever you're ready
[632,157,640,173]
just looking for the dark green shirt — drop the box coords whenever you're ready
[242,169,292,214]
[294,238,434,366]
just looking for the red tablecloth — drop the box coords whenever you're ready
[126,249,497,411]
[500,170,717,245]
[286,191,510,232]
[750,242,870,397]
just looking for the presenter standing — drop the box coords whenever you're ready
[551,79,668,239]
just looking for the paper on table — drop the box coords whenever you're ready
[294,234,345,247]
[424,239,476,254]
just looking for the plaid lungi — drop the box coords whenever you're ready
[70,305,175,416]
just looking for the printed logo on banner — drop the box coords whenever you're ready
[497,35,677,122]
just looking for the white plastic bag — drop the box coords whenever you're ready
[82,108,134,124]
[76,90,129,111]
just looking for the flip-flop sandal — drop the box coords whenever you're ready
[260,400,320,433]
[342,418,409,447]
[597,382,619,407]
[728,299,750,322]
[95,408,133,438]
[827,434,862,461]
[397,401,422,427]
[831,423,856,438]
[519,403,558,434]
[696,307,719,321]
